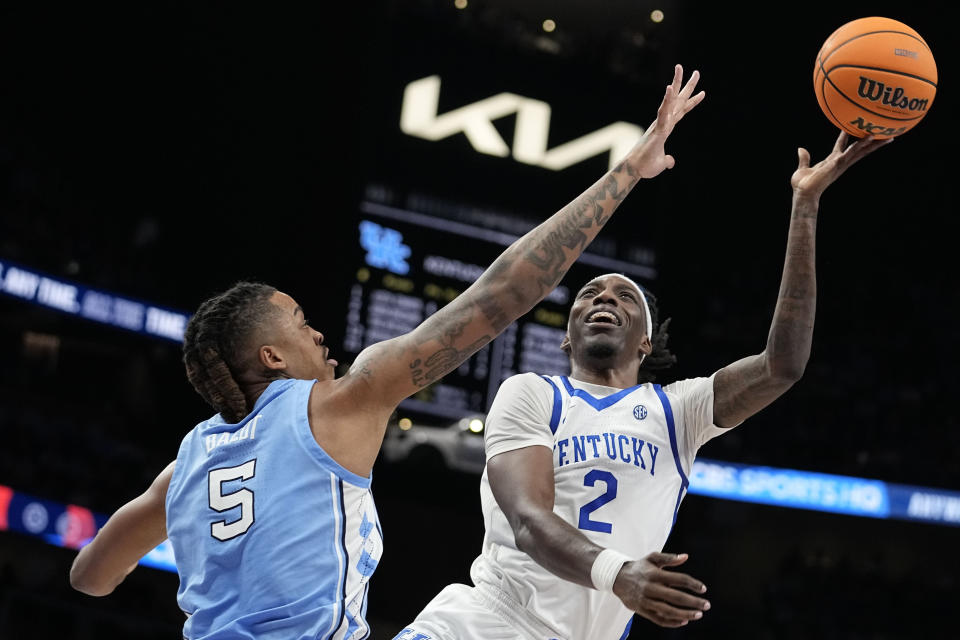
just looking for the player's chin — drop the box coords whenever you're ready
[316,363,336,379]
[582,336,619,360]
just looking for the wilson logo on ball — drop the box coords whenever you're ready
[813,16,937,139]
[856,77,930,112]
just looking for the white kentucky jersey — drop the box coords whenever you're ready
[166,378,383,640]
[470,372,733,640]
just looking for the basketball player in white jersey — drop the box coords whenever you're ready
[68,67,706,639]
[396,130,891,639]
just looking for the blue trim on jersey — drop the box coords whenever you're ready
[326,479,349,640]
[653,384,689,527]
[249,378,291,414]
[619,615,634,640]
[560,376,643,411]
[539,375,563,434]
[346,603,362,638]
[289,380,373,488]
[359,512,373,538]
[359,580,372,640]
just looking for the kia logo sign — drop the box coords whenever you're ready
[400,75,644,171]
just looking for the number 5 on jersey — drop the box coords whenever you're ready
[208,460,256,541]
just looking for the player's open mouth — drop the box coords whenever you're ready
[327,358,338,367]
[586,310,621,326]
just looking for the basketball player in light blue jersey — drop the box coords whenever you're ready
[68,66,706,639]
[397,130,892,639]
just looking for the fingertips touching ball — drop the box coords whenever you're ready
[813,16,937,139]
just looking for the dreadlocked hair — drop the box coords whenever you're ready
[182,281,278,423]
[637,289,677,384]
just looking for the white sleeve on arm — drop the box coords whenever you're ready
[484,372,556,460]
[663,372,741,457]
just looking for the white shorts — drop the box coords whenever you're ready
[393,583,560,640]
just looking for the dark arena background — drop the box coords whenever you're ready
[1,1,957,638]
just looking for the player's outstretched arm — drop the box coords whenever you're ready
[69,461,174,596]
[487,446,710,627]
[713,132,892,427]
[346,65,704,414]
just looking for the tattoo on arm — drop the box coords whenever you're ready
[715,198,818,426]
[771,217,817,345]
[397,161,644,394]
[409,336,491,387]
[476,294,510,334]
[407,298,503,387]
[351,356,374,380]
[524,170,636,288]
[593,168,637,221]
[525,211,591,289]
[469,258,512,333]
[438,314,468,347]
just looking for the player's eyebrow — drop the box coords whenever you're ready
[293,306,303,318]
[580,279,631,293]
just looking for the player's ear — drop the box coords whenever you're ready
[560,335,571,354]
[258,344,287,371]
[638,335,652,357]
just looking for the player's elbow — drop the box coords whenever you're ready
[508,508,546,556]
[764,351,808,385]
[69,560,117,597]
[70,573,114,597]
[769,359,807,385]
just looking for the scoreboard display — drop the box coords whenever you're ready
[342,194,657,422]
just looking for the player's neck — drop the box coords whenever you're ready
[236,370,287,416]
[568,362,639,390]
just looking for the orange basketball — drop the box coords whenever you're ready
[814,16,937,139]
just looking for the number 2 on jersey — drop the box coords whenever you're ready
[578,469,618,533]
[208,459,256,541]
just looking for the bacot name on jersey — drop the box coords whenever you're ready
[204,414,262,454]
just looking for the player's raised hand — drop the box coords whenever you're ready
[613,552,710,628]
[627,64,705,179]
[792,131,892,200]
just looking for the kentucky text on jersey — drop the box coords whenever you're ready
[554,431,659,474]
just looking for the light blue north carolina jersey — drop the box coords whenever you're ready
[166,378,383,640]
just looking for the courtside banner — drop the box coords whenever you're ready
[0,484,177,573]
[1,466,958,577]
[690,459,960,526]
[0,258,190,342]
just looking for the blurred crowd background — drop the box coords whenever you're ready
[1,1,956,638]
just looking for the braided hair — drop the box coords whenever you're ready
[182,281,279,422]
[637,288,677,384]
